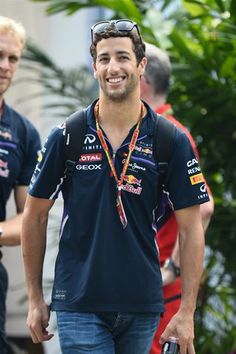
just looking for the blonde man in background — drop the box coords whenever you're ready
[0,16,41,353]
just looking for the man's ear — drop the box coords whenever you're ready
[92,63,97,80]
[139,56,147,77]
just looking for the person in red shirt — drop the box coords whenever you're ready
[141,43,214,354]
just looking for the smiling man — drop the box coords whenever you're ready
[22,19,208,354]
[0,16,41,353]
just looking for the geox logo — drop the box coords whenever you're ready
[76,164,102,170]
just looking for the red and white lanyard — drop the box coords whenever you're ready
[95,101,144,228]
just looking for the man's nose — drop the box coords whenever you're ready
[0,56,10,70]
[107,58,120,73]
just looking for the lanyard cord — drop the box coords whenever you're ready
[94,101,144,191]
[94,100,144,228]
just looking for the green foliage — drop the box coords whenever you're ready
[195,247,236,352]
[30,0,142,20]
[26,0,236,351]
[165,0,236,284]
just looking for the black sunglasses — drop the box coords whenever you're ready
[91,19,142,43]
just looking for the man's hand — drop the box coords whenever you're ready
[159,309,195,354]
[27,300,54,343]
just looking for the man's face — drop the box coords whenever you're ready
[93,37,146,102]
[0,32,22,99]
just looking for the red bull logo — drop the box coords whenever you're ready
[134,145,152,155]
[123,174,142,186]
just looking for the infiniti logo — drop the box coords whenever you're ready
[200,183,207,192]
[84,134,96,144]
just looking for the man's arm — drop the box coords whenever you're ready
[0,185,28,246]
[161,196,214,286]
[21,194,55,343]
[160,204,205,354]
[200,194,214,231]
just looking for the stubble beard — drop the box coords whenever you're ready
[100,74,139,103]
[0,79,11,98]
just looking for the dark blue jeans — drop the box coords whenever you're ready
[0,262,8,354]
[56,311,160,354]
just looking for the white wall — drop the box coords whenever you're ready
[1,0,96,345]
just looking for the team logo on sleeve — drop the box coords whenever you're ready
[0,159,9,177]
[37,147,47,163]
[0,127,12,140]
[190,173,204,185]
[37,151,43,162]
[187,158,199,167]
[198,183,208,199]
[200,184,207,192]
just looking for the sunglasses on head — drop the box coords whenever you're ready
[91,19,142,43]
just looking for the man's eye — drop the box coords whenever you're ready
[119,56,129,61]
[99,57,109,63]
[9,56,19,63]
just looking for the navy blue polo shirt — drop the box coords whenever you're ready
[29,100,209,313]
[0,102,41,221]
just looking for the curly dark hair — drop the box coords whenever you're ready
[90,24,146,66]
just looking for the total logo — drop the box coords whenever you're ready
[79,153,102,162]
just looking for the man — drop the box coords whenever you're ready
[22,19,209,354]
[141,43,214,354]
[0,16,41,353]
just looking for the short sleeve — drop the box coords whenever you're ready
[16,126,41,186]
[165,130,209,210]
[29,125,65,199]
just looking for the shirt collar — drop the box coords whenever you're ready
[86,99,99,127]
[86,99,156,136]
[0,101,11,127]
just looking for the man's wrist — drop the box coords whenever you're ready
[163,258,180,278]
